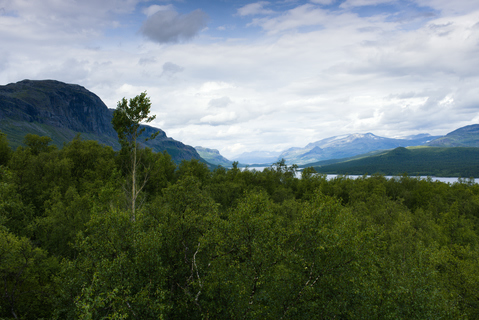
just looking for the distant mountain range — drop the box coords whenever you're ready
[205,133,444,166]
[0,79,201,163]
[198,125,479,168]
[305,125,479,177]
[278,133,441,165]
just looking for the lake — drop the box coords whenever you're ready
[324,174,475,184]
[240,167,476,184]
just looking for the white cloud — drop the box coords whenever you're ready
[310,0,335,5]
[248,4,332,33]
[237,2,274,16]
[1,0,479,156]
[143,4,174,17]
[414,0,479,15]
[340,0,396,8]
[200,112,238,125]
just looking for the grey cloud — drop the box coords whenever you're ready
[357,26,382,33]
[1,0,140,35]
[428,22,454,37]
[387,90,439,100]
[208,96,232,108]
[0,51,8,72]
[138,57,157,65]
[199,111,238,126]
[141,9,208,44]
[428,22,453,29]
[162,62,184,74]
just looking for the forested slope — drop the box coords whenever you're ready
[1,131,479,319]
[427,124,479,147]
[312,146,479,177]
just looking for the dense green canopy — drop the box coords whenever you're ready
[1,131,479,319]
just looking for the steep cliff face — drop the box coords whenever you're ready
[0,79,201,162]
[0,80,115,135]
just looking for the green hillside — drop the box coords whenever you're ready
[195,146,233,167]
[0,119,120,150]
[427,124,479,147]
[312,146,479,177]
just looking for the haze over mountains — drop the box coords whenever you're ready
[1,79,478,171]
[201,126,479,167]
[308,125,479,177]
[276,133,441,165]
[214,133,440,166]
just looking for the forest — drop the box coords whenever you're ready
[1,127,479,319]
[311,146,479,177]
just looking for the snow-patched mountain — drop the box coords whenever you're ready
[279,133,441,165]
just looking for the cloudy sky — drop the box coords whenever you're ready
[1,0,479,158]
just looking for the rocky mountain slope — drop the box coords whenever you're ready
[195,146,233,167]
[0,79,201,162]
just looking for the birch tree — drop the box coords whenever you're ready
[112,92,158,220]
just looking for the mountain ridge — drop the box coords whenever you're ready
[278,132,442,165]
[195,146,233,167]
[196,126,478,167]
[426,124,479,147]
[0,79,202,163]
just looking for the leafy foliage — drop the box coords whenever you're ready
[1,131,479,319]
[0,130,11,166]
[112,92,159,219]
[112,92,158,151]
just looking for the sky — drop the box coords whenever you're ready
[1,0,479,158]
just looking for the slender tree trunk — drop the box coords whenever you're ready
[132,139,137,221]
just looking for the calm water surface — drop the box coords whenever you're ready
[241,167,476,184]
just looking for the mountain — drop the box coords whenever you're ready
[311,146,479,177]
[195,146,233,167]
[0,79,201,162]
[232,150,282,165]
[426,124,479,147]
[279,133,441,165]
